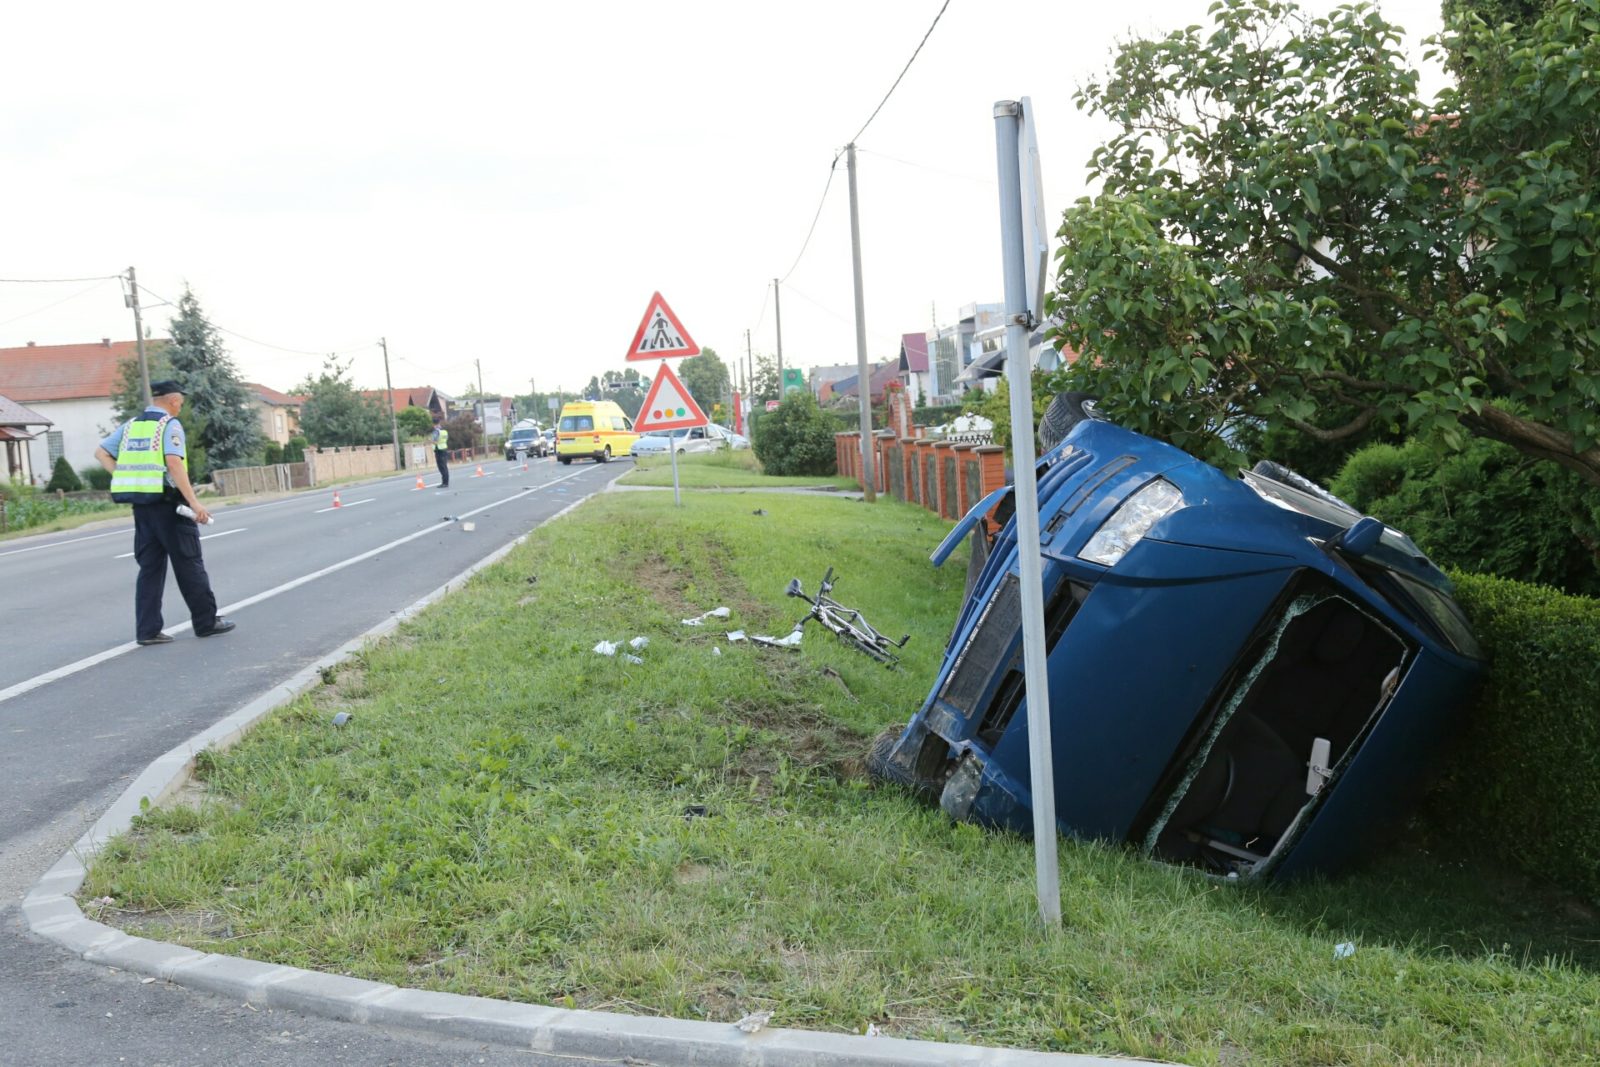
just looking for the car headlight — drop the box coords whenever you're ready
[1078,478,1184,567]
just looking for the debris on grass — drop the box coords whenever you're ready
[735,1009,773,1033]
[681,607,731,626]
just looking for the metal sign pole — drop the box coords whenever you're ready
[995,98,1061,927]
[664,360,682,506]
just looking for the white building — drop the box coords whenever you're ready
[0,339,135,483]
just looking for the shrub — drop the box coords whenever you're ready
[1332,437,1600,597]
[283,437,308,464]
[78,465,112,491]
[751,393,839,476]
[44,456,83,492]
[262,441,284,465]
[1435,573,1600,904]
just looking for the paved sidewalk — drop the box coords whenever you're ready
[23,498,1168,1067]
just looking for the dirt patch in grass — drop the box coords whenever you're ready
[95,904,236,941]
[631,551,695,618]
[725,696,870,788]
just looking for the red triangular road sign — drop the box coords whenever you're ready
[625,291,700,361]
[634,362,708,431]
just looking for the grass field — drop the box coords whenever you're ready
[84,489,1600,1065]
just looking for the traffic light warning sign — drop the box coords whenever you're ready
[633,362,707,432]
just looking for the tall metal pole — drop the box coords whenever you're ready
[475,358,486,457]
[126,266,151,406]
[745,327,754,407]
[773,277,784,396]
[846,143,876,502]
[995,99,1060,927]
[379,337,401,469]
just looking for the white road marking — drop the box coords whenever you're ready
[314,498,375,514]
[113,527,247,559]
[0,527,130,558]
[0,467,593,707]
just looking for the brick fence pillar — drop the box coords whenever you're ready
[933,441,957,520]
[976,444,1007,534]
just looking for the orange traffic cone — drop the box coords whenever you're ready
[473,464,486,478]
[413,475,426,491]
[332,490,342,508]
[521,455,528,471]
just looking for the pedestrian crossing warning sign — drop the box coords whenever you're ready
[633,361,708,431]
[625,291,700,361]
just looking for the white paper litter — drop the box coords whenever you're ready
[727,630,747,642]
[623,653,644,665]
[753,630,803,647]
[681,607,731,626]
[712,646,722,656]
[629,636,649,649]
[593,640,619,656]
[1334,942,1357,959]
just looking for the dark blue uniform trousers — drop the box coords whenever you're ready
[435,448,450,486]
[133,502,218,639]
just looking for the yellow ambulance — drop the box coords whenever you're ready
[555,400,640,464]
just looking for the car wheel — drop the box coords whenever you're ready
[559,456,571,465]
[1038,391,1101,453]
[600,446,611,463]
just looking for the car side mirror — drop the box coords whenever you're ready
[1329,515,1384,557]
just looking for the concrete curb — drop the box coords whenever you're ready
[23,484,1160,1067]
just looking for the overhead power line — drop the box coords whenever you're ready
[0,274,120,284]
[849,0,953,144]
[136,282,376,360]
[0,278,114,329]
[780,154,842,285]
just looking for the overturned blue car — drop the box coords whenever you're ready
[870,395,1484,881]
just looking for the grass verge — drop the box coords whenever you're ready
[84,490,1600,1064]
[620,448,856,490]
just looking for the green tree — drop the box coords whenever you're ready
[750,353,779,405]
[678,347,730,416]
[751,392,838,476]
[397,405,434,438]
[165,288,261,473]
[109,341,172,425]
[44,456,83,492]
[296,358,392,447]
[1050,0,1600,487]
[1332,436,1600,596]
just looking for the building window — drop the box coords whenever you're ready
[275,412,285,437]
[46,430,64,465]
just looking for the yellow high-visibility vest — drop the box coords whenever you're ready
[110,416,178,502]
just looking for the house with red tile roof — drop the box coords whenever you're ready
[360,386,453,419]
[244,382,306,445]
[0,339,141,483]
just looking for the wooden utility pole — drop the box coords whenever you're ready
[124,267,151,405]
[773,277,784,396]
[846,143,876,502]
[379,337,401,468]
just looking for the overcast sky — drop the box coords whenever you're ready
[1,0,1449,400]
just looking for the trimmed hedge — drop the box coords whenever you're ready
[1440,572,1600,903]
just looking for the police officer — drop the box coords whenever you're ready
[430,413,450,488]
[95,380,236,646]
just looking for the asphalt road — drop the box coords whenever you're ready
[0,455,636,1066]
